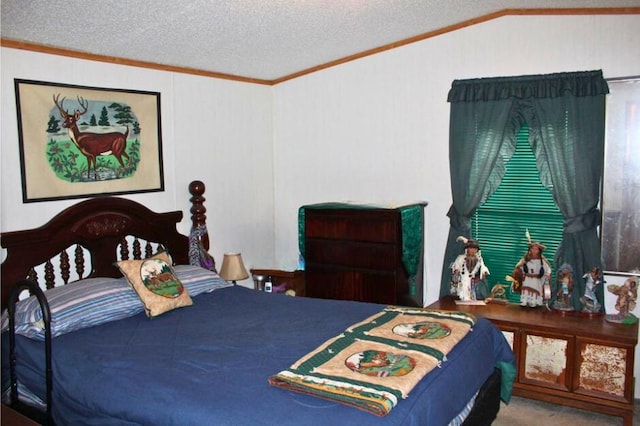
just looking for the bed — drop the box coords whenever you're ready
[1,180,515,425]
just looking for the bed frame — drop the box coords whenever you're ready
[1,181,210,424]
[1,180,504,425]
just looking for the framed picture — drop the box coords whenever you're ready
[603,272,640,319]
[14,79,164,202]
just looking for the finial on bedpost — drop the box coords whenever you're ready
[189,180,209,250]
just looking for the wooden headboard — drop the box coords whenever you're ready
[1,180,209,310]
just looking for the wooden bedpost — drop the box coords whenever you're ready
[189,180,209,250]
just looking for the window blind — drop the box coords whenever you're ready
[472,125,564,302]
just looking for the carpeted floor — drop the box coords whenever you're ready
[493,395,639,425]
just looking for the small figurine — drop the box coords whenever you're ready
[509,230,551,308]
[450,236,490,301]
[606,277,639,324]
[485,283,509,304]
[552,264,574,312]
[580,267,603,314]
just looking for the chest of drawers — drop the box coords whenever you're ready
[301,203,426,307]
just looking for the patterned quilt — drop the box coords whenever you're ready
[269,306,477,416]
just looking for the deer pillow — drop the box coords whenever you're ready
[116,251,193,317]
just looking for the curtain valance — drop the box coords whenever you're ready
[447,70,609,103]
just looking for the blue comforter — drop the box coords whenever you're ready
[3,286,514,425]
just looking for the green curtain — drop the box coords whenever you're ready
[528,92,607,310]
[441,70,609,310]
[439,95,520,297]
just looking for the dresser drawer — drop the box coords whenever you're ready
[305,267,397,304]
[305,209,398,243]
[305,239,398,270]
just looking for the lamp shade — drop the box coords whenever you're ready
[219,253,249,283]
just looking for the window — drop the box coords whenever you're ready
[602,77,640,274]
[443,70,608,300]
[471,125,564,302]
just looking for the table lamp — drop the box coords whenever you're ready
[219,253,249,285]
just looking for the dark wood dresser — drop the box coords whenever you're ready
[301,202,426,307]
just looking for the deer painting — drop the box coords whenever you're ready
[53,94,130,180]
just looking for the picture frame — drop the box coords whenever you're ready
[603,272,640,317]
[14,79,164,203]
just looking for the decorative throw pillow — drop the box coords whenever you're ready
[116,251,193,317]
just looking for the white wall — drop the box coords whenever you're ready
[0,48,274,275]
[272,14,640,307]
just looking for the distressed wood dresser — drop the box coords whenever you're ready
[429,296,638,426]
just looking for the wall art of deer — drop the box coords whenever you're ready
[53,94,130,180]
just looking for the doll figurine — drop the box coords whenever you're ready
[552,264,574,311]
[510,231,551,308]
[450,236,490,301]
[580,267,602,314]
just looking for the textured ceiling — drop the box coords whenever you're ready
[2,0,639,82]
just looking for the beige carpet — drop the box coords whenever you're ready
[493,396,636,426]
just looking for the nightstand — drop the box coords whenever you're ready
[249,269,305,296]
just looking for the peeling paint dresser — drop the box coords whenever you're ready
[429,296,638,426]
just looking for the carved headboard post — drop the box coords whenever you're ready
[189,180,209,251]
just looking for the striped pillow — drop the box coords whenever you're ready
[2,277,143,340]
[2,266,231,340]
[173,264,232,295]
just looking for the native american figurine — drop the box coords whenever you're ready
[580,267,602,314]
[509,230,551,308]
[552,264,574,312]
[450,236,490,301]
